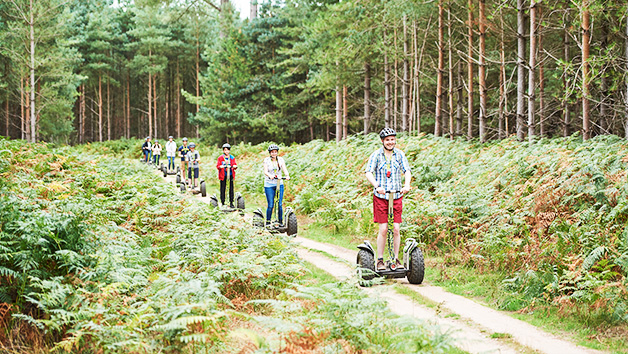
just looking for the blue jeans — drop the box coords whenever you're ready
[143,150,150,162]
[167,156,175,170]
[153,154,160,165]
[265,185,284,223]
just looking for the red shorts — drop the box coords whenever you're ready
[373,195,403,223]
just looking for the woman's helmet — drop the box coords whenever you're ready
[379,128,396,140]
[268,144,279,152]
[154,140,158,144]
[189,143,196,148]
[182,137,188,142]
[168,136,173,139]
[146,136,151,140]
[222,143,231,149]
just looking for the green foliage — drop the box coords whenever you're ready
[236,133,628,324]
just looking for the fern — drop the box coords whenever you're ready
[583,246,606,271]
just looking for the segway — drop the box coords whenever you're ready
[252,178,297,236]
[162,163,180,177]
[179,163,206,197]
[356,191,424,284]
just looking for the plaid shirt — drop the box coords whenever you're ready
[365,147,411,200]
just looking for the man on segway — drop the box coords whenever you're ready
[166,136,177,172]
[142,136,152,163]
[186,142,200,189]
[365,128,412,271]
[216,143,238,208]
[178,137,190,184]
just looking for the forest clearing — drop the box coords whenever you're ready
[1,134,628,353]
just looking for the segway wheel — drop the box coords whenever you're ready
[252,209,265,227]
[176,174,181,184]
[236,195,245,210]
[200,181,206,197]
[286,212,298,236]
[177,166,180,173]
[180,182,186,193]
[357,249,376,282]
[407,248,425,284]
[209,195,218,208]
[160,163,164,171]
[163,166,167,177]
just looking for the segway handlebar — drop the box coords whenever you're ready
[272,176,289,180]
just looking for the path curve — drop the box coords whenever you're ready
[295,237,604,354]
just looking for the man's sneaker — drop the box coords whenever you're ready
[229,203,235,208]
[376,258,386,271]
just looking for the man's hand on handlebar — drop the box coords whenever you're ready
[401,186,411,194]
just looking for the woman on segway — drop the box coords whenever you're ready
[216,143,238,208]
[365,128,412,271]
[152,140,162,166]
[263,144,290,227]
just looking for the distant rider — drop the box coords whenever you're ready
[216,143,238,208]
[142,136,152,163]
[178,137,190,184]
[165,136,177,171]
[365,128,412,271]
[263,144,290,227]
[186,142,200,189]
[152,140,162,166]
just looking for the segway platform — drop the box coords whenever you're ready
[209,193,244,213]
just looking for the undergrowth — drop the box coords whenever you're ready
[0,137,452,353]
[235,133,628,327]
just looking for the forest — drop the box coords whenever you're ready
[1,0,628,145]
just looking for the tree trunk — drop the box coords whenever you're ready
[498,12,506,139]
[29,0,36,142]
[599,21,609,134]
[414,20,421,135]
[107,77,111,141]
[528,0,537,142]
[448,1,454,139]
[363,62,371,135]
[563,12,571,137]
[20,76,25,140]
[250,0,258,19]
[435,0,444,137]
[402,15,409,132]
[625,10,628,138]
[582,0,591,140]
[467,0,474,139]
[126,72,131,138]
[516,0,526,140]
[154,74,158,138]
[384,31,391,128]
[538,5,546,137]
[79,84,85,143]
[478,0,487,142]
[335,63,342,142]
[342,85,348,139]
[393,27,398,130]
[98,74,103,142]
[5,87,8,137]
[177,59,181,138]
[457,60,463,135]
[148,72,152,138]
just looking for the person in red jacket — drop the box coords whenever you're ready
[216,143,238,207]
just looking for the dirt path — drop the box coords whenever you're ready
[295,237,604,354]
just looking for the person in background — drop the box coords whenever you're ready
[165,136,177,171]
[216,143,238,208]
[152,140,162,166]
[178,137,190,183]
[263,144,290,227]
[186,142,200,189]
[142,136,152,163]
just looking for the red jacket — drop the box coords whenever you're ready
[216,154,237,180]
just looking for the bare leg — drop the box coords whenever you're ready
[376,223,388,259]
[393,222,401,259]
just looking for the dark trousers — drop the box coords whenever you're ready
[220,177,234,205]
